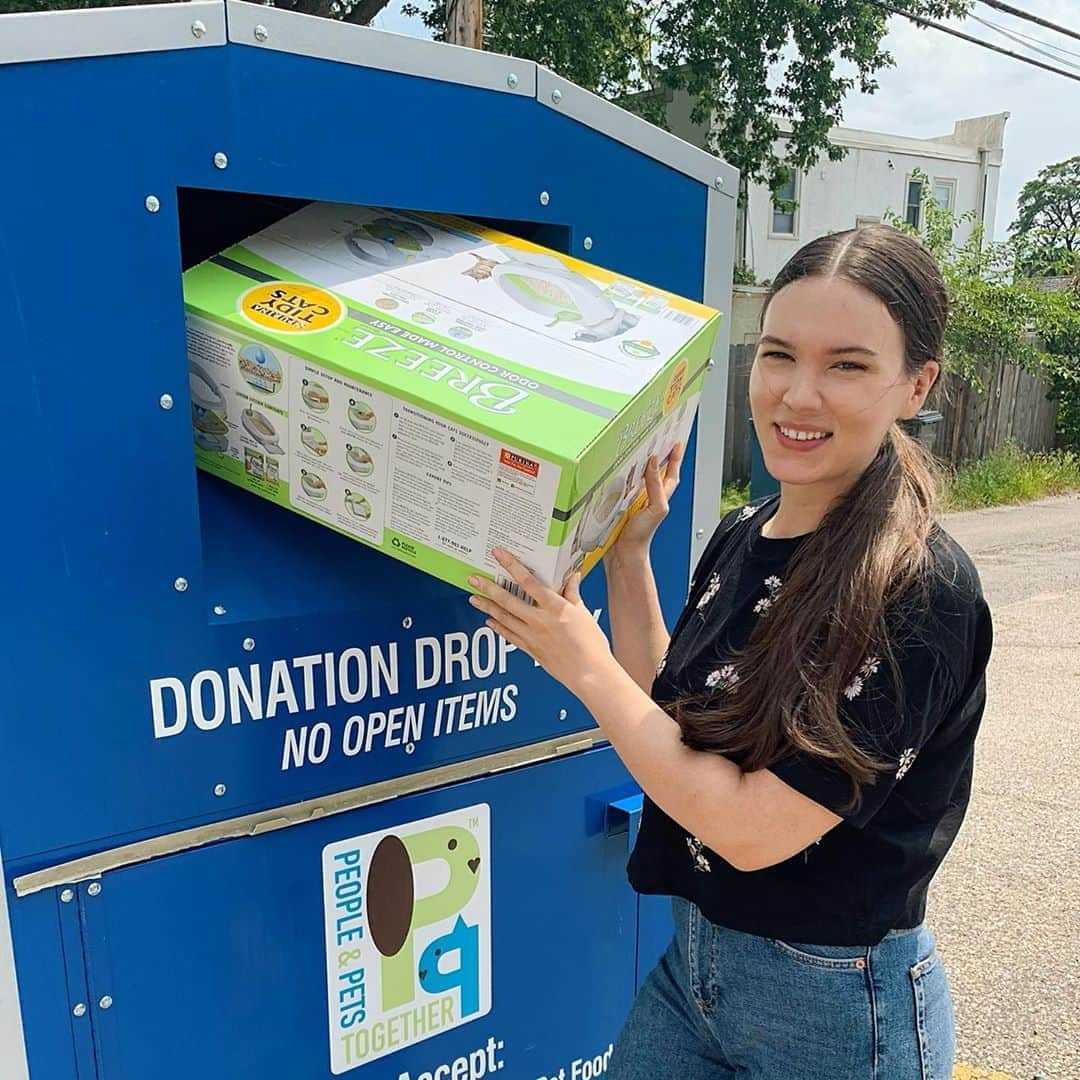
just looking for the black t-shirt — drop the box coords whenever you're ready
[627,495,994,945]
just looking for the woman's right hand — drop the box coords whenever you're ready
[604,442,684,566]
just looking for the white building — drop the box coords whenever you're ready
[665,98,1008,283]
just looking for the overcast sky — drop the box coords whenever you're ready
[373,1,1079,241]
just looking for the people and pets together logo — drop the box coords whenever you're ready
[322,805,492,1073]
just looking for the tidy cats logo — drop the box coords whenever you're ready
[241,281,346,334]
[323,805,492,1073]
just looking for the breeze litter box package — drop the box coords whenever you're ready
[183,202,722,593]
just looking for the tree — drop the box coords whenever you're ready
[886,170,1080,448]
[402,1,971,199]
[1009,156,1080,279]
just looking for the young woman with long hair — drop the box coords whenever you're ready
[467,224,992,1079]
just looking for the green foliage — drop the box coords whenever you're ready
[1004,157,1080,449]
[883,170,1080,413]
[732,264,759,287]
[715,450,1080,516]
[401,0,657,100]
[938,443,1080,511]
[401,0,972,199]
[719,481,751,517]
[1008,155,1080,279]
[1041,289,1080,449]
[732,266,773,288]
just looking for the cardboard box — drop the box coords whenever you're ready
[183,203,721,593]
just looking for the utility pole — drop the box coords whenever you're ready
[445,0,483,49]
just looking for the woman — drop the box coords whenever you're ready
[467,224,992,1079]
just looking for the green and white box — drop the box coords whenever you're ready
[183,203,721,593]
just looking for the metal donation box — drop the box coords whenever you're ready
[0,3,737,1078]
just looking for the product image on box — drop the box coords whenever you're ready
[183,202,722,593]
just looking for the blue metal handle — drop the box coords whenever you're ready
[605,792,644,847]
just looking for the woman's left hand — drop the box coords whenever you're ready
[468,548,617,698]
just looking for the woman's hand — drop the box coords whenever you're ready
[604,442,684,566]
[468,549,619,699]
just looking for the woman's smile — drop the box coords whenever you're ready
[774,423,834,451]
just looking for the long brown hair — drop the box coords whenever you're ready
[673,225,947,810]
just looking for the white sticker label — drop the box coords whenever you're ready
[322,804,492,1073]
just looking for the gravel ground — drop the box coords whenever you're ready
[929,494,1080,1080]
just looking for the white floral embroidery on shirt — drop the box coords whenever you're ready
[686,836,713,873]
[656,655,667,677]
[737,502,762,522]
[843,656,882,700]
[753,575,783,615]
[696,572,722,610]
[705,664,739,692]
[896,747,918,780]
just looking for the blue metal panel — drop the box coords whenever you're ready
[0,45,233,864]
[34,746,639,1080]
[0,39,710,870]
[4,883,85,1079]
[219,48,708,295]
[57,887,99,1080]
[634,894,675,991]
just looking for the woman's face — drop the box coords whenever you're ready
[748,276,938,495]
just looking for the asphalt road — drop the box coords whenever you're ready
[929,494,1080,1080]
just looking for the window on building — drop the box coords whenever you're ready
[771,170,798,236]
[932,178,956,212]
[905,179,922,228]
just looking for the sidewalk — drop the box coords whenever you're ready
[932,494,1079,1080]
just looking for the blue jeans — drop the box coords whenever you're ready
[608,897,955,1080]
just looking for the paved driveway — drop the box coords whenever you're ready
[932,494,1079,1080]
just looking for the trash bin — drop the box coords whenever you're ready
[899,408,944,454]
[749,416,780,500]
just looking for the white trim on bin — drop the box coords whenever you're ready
[225,0,537,97]
[0,1,225,66]
[0,850,30,1080]
[537,67,738,194]
[691,185,738,571]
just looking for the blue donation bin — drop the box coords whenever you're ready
[0,4,737,1078]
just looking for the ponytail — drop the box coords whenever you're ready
[672,424,937,811]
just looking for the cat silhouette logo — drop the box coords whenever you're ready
[322,805,491,1073]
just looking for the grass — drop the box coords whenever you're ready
[717,445,1080,516]
[720,481,751,517]
[938,444,1080,511]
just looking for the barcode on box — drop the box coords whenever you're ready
[497,574,537,605]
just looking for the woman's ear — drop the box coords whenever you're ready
[900,360,940,420]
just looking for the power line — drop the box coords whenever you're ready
[984,18,1080,62]
[971,9,1080,62]
[969,11,1080,69]
[876,3,1080,83]
[975,0,1080,45]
